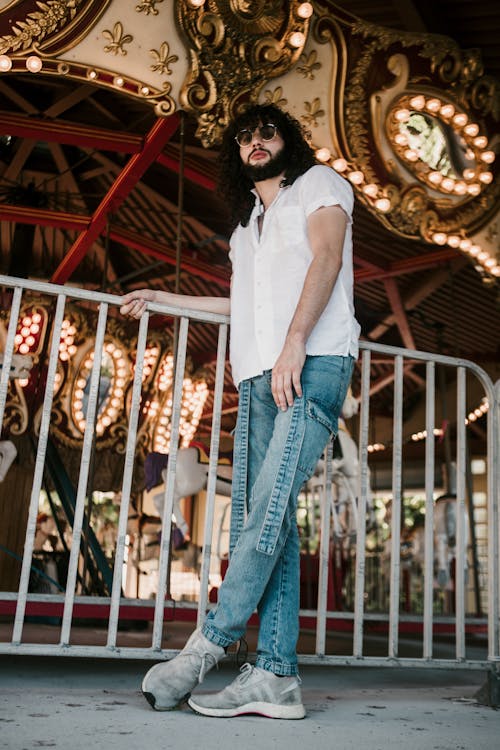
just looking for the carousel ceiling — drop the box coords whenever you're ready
[0,0,499,457]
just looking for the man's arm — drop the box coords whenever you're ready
[120,289,230,319]
[271,204,348,410]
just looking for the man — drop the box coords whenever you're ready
[120,103,360,719]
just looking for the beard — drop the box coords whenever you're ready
[242,144,288,183]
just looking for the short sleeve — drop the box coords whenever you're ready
[300,165,354,223]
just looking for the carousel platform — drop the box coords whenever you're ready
[0,623,497,750]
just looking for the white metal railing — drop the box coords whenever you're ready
[0,273,498,668]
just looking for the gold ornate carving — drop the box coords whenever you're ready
[102,21,133,56]
[150,42,179,76]
[0,0,112,56]
[296,49,321,80]
[0,0,82,54]
[135,0,164,16]
[301,97,325,127]
[312,6,499,242]
[176,0,311,146]
[262,85,288,107]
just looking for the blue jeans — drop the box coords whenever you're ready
[202,355,354,675]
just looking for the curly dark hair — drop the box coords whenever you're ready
[218,103,317,230]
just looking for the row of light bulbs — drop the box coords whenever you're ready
[314,148,392,213]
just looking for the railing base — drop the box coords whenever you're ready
[474,668,500,707]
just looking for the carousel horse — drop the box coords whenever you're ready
[0,440,17,482]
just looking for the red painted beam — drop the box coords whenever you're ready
[157,153,216,191]
[0,111,143,153]
[354,247,459,282]
[51,115,180,284]
[110,227,230,288]
[0,204,88,231]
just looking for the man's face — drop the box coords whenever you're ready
[238,122,286,182]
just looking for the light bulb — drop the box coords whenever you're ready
[441,177,455,191]
[375,198,391,212]
[440,104,455,118]
[409,95,425,110]
[289,31,306,48]
[426,98,441,112]
[297,2,313,18]
[428,171,443,185]
[26,55,42,73]
[315,147,331,162]
[463,168,476,180]
[347,170,364,184]
[480,151,495,164]
[474,136,488,149]
[362,183,378,198]
[464,123,479,137]
[404,149,418,161]
[479,172,493,184]
[432,232,448,245]
[453,113,468,127]
[467,183,481,195]
[395,108,410,122]
[447,235,461,248]
[332,158,348,172]
[0,55,12,72]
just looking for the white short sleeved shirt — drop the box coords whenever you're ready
[229,164,360,387]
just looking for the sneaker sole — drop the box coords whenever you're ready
[141,677,189,711]
[188,698,306,719]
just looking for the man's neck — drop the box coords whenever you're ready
[254,173,284,211]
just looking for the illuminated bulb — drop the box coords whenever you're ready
[473,136,488,149]
[362,183,378,198]
[441,177,455,191]
[428,171,443,184]
[440,104,455,118]
[477,251,489,262]
[0,54,12,72]
[14,334,23,345]
[297,2,313,18]
[453,113,468,127]
[140,86,150,95]
[87,69,97,80]
[375,197,391,212]
[394,133,408,146]
[454,181,467,195]
[315,147,331,162]
[395,108,410,122]
[467,183,481,195]
[332,158,348,172]
[426,98,441,112]
[19,344,30,354]
[409,95,425,110]
[432,232,448,245]
[188,0,205,6]
[32,313,42,323]
[447,235,461,248]
[479,171,493,184]
[459,238,472,251]
[465,149,475,161]
[484,258,496,268]
[464,123,479,137]
[404,148,418,161]
[114,76,124,87]
[463,168,476,180]
[348,170,364,184]
[492,266,500,276]
[26,55,42,73]
[480,151,495,163]
[289,31,306,48]
[468,245,481,256]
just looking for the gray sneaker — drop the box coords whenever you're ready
[142,628,225,710]
[188,663,306,719]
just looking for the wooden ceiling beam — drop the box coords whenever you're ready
[383,277,416,349]
[355,247,459,283]
[50,115,180,284]
[0,111,143,154]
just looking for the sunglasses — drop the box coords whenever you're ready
[235,123,278,148]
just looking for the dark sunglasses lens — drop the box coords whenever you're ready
[237,130,252,146]
[260,124,276,141]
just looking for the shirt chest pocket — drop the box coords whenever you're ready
[273,205,307,250]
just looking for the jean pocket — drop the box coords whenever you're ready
[306,397,335,434]
[297,398,337,479]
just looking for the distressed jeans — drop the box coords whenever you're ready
[202,355,354,675]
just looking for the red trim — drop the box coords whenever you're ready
[157,153,216,191]
[0,205,88,231]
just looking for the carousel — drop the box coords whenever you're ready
[0,1,498,656]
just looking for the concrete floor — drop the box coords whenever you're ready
[0,650,498,750]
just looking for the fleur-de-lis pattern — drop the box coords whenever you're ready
[263,86,288,108]
[301,98,325,127]
[296,50,322,80]
[150,42,179,75]
[136,0,164,15]
[102,22,133,56]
